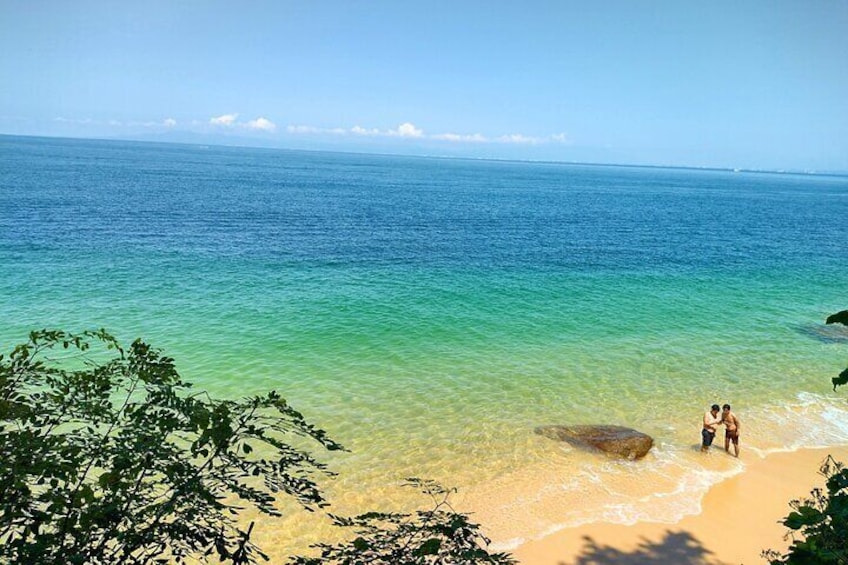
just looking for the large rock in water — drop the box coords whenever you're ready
[535,425,654,459]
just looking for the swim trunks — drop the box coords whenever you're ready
[702,428,715,447]
[725,429,739,444]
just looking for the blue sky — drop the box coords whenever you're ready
[1,1,846,171]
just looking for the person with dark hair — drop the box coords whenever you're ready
[722,404,741,457]
[701,404,722,452]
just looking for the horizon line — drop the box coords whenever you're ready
[2,132,846,178]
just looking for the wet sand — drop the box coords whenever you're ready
[513,445,848,565]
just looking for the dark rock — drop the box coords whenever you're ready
[535,425,654,459]
[826,310,848,326]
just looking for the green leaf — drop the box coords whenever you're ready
[827,469,848,494]
[98,471,117,488]
[414,538,442,556]
[784,506,825,530]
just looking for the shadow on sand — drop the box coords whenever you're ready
[557,530,730,565]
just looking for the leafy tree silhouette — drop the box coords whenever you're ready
[763,456,848,564]
[0,329,513,565]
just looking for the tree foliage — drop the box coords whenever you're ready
[0,329,343,565]
[764,456,848,564]
[291,478,516,565]
[825,310,848,391]
[1,330,515,565]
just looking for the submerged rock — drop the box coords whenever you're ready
[794,323,848,344]
[535,425,654,459]
[826,310,848,326]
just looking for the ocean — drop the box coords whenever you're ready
[2,134,847,554]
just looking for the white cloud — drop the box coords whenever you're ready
[209,113,279,132]
[432,132,488,143]
[287,124,346,135]
[210,113,238,126]
[351,125,381,136]
[284,121,568,146]
[48,114,571,146]
[495,133,539,145]
[390,122,424,138]
[245,117,276,131]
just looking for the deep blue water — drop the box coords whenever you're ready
[3,135,846,274]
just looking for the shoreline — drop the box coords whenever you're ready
[511,445,848,564]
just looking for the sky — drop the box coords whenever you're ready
[1,0,847,171]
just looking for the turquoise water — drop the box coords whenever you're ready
[2,135,847,553]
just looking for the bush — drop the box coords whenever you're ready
[1,330,514,565]
[764,456,848,564]
[0,329,342,564]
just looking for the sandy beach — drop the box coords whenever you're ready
[513,445,848,565]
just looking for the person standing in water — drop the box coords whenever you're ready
[701,404,722,452]
[722,403,741,457]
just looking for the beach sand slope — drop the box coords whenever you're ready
[514,446,848,565]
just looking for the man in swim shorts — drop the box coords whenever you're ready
[701,404,721,452]
[722,403,741,457]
